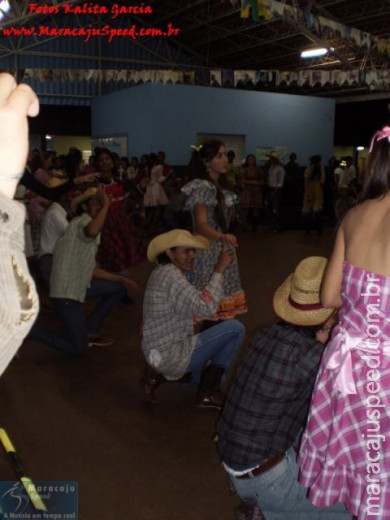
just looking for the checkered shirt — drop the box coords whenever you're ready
[142,263,224,380]
[216,323,324,471]
[50,213,98,302]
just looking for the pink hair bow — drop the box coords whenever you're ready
[369,126,390,152]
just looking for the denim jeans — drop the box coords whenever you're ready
[29,278,126,356]
[185,319,245,385]
[38,254,52,287]
[266,189,283,229]
[230,448,352,520]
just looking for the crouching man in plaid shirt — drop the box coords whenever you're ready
[141,229,245,409]
[216,257,352,520]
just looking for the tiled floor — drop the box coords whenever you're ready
[0,225,335,520]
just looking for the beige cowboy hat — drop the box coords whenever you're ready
[147,229,210,263]
[70,187,97,214]
[45,177,68,188]
[266,151,280,160]
[273,256,334,326]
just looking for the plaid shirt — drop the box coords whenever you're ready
[142,263,224,380]
[50,213,99,302]
[216,323,324,471]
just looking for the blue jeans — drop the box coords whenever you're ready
[230,448,352,520]
[38,254,53,287]
[185,319,245,385]
[29,278,126,356]
[266,189,283,229]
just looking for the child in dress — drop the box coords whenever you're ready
[143,153,169,235]
[182,140,247,320]
[298,126,390,519]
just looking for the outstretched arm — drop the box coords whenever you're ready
[20,171,99,201]
[84,186,111,238]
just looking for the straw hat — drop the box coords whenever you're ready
[147,229,210,262]
[273,256,333,326]
[70,187,97,214]
[266,151,279,160]
[46,177,67,188]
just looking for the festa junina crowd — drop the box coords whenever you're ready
[2,72,390,519]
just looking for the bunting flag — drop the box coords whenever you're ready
[250,0,259,21]
[240,0,250,18]
[258,0,272,20]
[239,0,383,59]
[241,0,270,20]
[17,66,390,92]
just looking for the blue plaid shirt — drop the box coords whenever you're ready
[216,323,324,471]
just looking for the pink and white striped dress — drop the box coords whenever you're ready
[299,261,390,519]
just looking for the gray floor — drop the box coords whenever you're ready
[0,225,335,520]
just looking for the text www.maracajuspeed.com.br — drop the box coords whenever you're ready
[2,23,180,43]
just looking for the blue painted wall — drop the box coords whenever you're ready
[91,83,335,166]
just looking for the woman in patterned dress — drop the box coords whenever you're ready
[94,148,146,273]
[298,126,390,519]
[302,154,325,235]
[182,140,247,320]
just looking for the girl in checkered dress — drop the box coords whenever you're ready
[299,127,390,519]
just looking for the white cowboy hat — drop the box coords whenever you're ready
[147,229,210,262]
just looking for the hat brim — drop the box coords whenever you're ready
[147,231,210,262]
[46,177,68,188]
[273,273,334,327]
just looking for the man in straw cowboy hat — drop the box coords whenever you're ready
[29,186,139,355]
[141,229,245,409]
[216,256,351,519]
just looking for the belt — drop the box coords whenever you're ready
[236,453,285,479]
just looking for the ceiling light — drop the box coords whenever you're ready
[300,47,328,59]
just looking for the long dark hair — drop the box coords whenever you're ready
[65,147,82,180]
[244,154,256,167]
[95,147,120,183]
[186,139,228,232]
[359,138,390,202]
